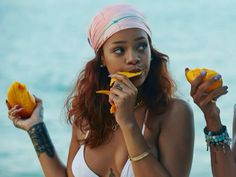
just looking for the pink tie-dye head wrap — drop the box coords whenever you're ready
[88,4,152,53]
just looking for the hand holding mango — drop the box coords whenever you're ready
[96,71,142,114]
[185,68,223,92]
[7,81,36,118]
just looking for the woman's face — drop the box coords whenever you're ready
[102,28,151,87]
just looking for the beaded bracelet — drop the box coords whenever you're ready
[204,125,231,153]
[129,150,150,162]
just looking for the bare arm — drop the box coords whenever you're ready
[206,116,236,177]
[158,100,194,177]
[187,69,236,177]
[7,98,69,177]
[109,74,194,177]
[66,123,83,177]
[28,122,68,177]
[119,100,194,177]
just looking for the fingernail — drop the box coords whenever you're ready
[214,74,221,80]
[185,68,189,72]
[223,86,228,90]
[201,70,206,76]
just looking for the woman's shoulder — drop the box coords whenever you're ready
[161,98,194,127]
[73,123,89,143]
[170,98,192,112]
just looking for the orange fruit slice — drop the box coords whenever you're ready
[185,68,223,92]
[7,81,36,118]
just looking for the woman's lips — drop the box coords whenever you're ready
[130,70,144,81]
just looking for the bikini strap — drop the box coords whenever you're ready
[141,109,149,135]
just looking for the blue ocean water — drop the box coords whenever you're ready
[0,0,235,176]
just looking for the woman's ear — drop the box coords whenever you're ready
[100,55,106,67]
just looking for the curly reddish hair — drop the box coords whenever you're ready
[65,44,176,148]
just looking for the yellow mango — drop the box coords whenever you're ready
[185,68,223,92]
[96,90,115,113]
[110,104,116,114]
[110,71,142,86]
[7,81,36,118]
[96,90,110,95]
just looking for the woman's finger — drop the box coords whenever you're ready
[5,100,11,110]
[192,74,222,102]
[108,93,117,105]
[8,105,21,117]
[33,95,43,105]
[190,70,207,96]
[109,73,135,90]
[199,86,228,107]
[112,81,129,94]
[8,107,24,120]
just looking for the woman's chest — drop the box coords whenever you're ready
[84,121,161,176]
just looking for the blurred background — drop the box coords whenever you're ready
[0,0,235,176]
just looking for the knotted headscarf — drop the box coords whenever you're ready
[88,4,152,53]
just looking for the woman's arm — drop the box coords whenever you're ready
[28,122,68,177]
[158,99,194,177]
[187,69,236,177]
[7,97,69,177]
[205,115,236,177]
[66,123,83,177]
[109,74,194,177]
[119,99,194,177]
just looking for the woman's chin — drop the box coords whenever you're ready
[132,77,145,88]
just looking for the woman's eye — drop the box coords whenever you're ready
[113,47,124,55]
[137,43,147,51]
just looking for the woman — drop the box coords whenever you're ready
[187,68,236,177]
[7,4,194,177]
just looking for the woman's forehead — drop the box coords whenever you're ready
[104,28,149,45]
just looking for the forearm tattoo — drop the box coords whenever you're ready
[109,168,115,177]
[27,122,55,158]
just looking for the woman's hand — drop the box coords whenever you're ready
[186,68,228,129]
[6,96,44,131]
[108,73,138,126]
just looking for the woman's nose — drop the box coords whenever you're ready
[125,50,140,64]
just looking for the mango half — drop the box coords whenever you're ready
[185,68,223,92]
[7,81,36,118]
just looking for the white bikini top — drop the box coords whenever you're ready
[72,110,149,177]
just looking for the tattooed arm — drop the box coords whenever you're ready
[7,97,70,177]
[27,122,68,177]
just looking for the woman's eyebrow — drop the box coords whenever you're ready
[111,36,146,45]
[134,36,146,41]
[112,41,127,45]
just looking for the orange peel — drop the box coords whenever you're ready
[7,81,36,118]
[185,68,223,92]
